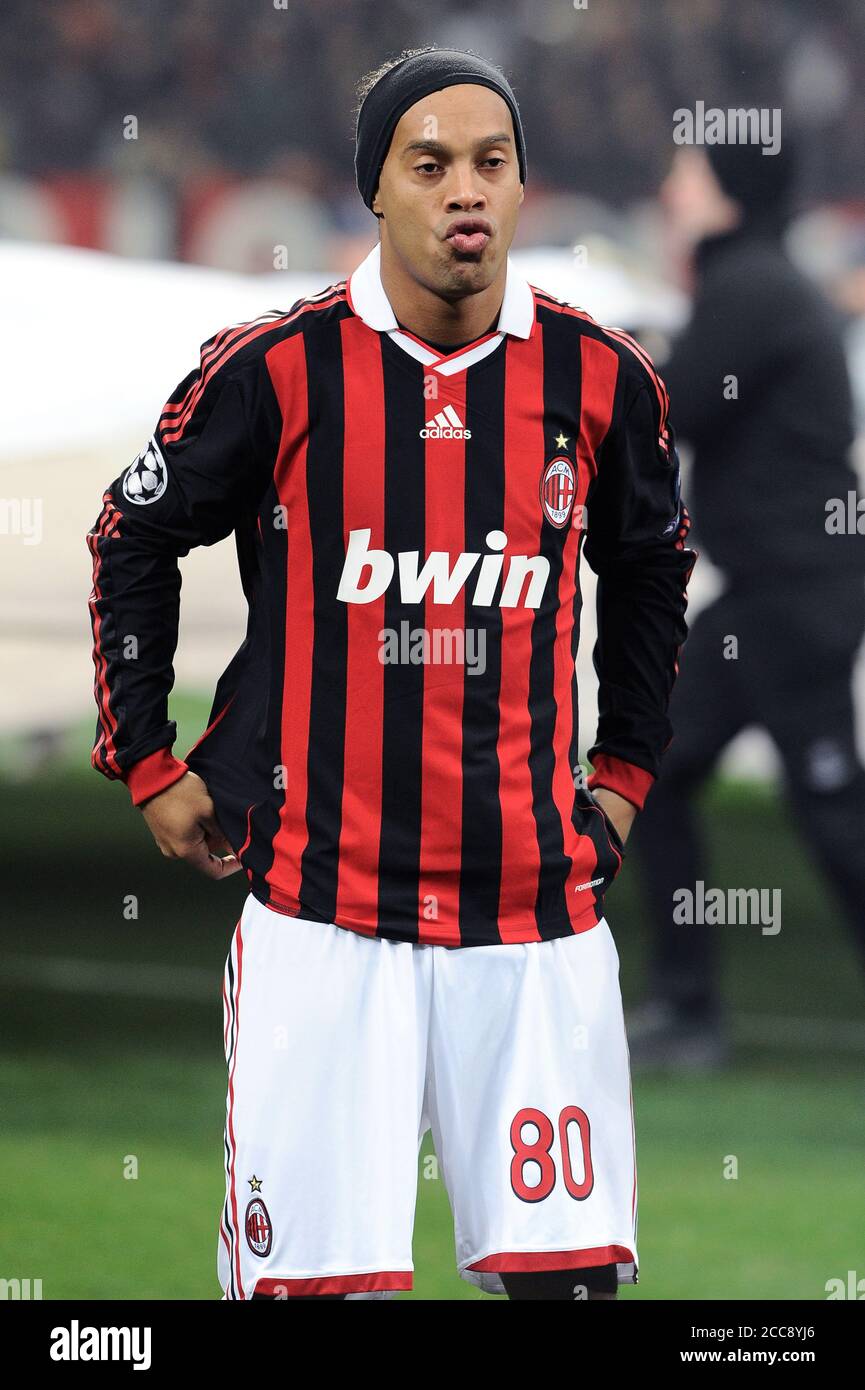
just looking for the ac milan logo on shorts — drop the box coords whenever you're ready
[245,1198,273,1257]
[540,457,576,528]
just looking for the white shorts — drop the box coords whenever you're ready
[219,894,638,1299]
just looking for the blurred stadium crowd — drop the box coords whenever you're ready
[0,0,862,271]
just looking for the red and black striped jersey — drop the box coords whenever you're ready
[87,244,696,947]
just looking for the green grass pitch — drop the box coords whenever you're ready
[1,703,862,1299]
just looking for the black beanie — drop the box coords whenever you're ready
[355,47,527,212]
[706,135,798,229]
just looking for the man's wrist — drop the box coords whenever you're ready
[590,786,638,845]
[124,747,189,807]
[586,753,655,812]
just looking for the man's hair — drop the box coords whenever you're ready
[352,44,509,124]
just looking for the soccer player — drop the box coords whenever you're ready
[87,46,695,1300]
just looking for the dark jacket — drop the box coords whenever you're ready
[663,225,863,582]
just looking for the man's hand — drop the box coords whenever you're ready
[591,787,638,847]
[140,770,242,880]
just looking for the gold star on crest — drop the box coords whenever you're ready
[248,1175,263,1192]
[555,432,569,449]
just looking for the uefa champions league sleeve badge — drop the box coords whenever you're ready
[122,436,169,505]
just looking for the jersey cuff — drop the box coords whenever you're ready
[586,754,655,811]
[124,747,189,807]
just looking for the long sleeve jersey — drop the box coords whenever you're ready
[88,244,696,947]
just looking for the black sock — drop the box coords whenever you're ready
[501,1265,618,1299]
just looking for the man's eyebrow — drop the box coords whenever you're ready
[400,132,513,157]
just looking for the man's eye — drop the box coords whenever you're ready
[415,157,506,175]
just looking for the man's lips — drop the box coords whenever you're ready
[445,219,492,254]
[448,230,490,253]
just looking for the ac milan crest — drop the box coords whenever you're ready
[245,1197,273,1256]
[540,457,576,528]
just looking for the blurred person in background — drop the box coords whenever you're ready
[625,136,865,1070]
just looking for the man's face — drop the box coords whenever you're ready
[660,148,739,248]
[372,83,524,300]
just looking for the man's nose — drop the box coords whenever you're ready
[445,163,486,208]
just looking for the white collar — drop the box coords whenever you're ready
[347,242,535,375]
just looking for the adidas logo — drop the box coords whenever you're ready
[420,405,472,440]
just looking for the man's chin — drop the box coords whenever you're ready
[436,245,498,292]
